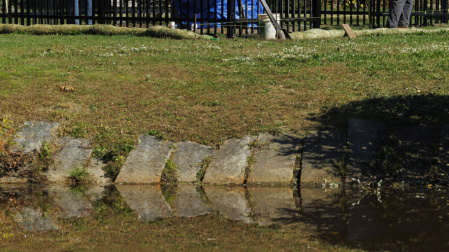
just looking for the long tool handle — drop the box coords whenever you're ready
[258,0,279,35]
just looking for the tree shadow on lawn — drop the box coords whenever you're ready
[302,94,449,250]
[308,94,449,130]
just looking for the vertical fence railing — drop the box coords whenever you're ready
[321,0,369,26]
[0,0,446,35]
[370,0,449,27]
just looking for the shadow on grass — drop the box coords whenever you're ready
[309,94,449,130]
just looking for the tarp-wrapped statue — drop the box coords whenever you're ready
[173,0,264,28]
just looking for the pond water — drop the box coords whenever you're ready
[1,184,448,250]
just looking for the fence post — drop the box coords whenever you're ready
[312,0,321,28]
[443,0,448,23]
[227,0,236,38]
[98,0,105,24]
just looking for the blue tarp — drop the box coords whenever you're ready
[173,0,264,28]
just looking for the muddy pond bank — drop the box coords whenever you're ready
[1,184,448,251]
[2,118,449,187]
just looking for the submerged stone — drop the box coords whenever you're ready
[248,134,299,184]
[46,138,93,183]
[12,121,59,154]
[248,187,299,226]
[115,135,173,184]
[301,131,346,185]
[172,142,214,182]
[173,184,213,217]
[203,136,255,185]
[116,185,172,221]
[203,186,252,223]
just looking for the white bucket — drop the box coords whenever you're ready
[258,13,281,40]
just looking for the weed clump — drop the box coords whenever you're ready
[196,156,211,183]
[161,159,177,184]
[69,167,89,184]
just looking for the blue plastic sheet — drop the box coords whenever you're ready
[173,0,264,28]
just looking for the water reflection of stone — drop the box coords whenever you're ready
[300,188,347,233]
[203,186,252,223]
[14,207,59,231]
[85,185,107,202]
[116,185,172,221]
[49,185,93,218]
[248,187,299,226]
[173,184,213,217]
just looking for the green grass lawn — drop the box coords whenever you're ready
[1,28,449,251]
[1,29,449,164]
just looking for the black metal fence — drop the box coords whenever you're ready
[321,0,448,27]
[0,0,447,36]
[0,0,316,36]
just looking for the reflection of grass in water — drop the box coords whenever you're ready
[161,184,177,208]
[69,185,88,196]
[92,186,135,218]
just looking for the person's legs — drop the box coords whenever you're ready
[87,0,92,25]
[387,0,407,28]
[74,0,79,25]
[398,0,413,27]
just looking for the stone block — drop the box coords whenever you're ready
[12,121,59,154]
[348,118,387,181]
[172,142,214,182]
[203,136,255,185]
[46,138,93,183]
[115,135,173,184]
[301,131,346,184]
[248,134,299,184]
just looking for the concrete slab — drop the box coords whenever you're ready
[115,135,173,184]
[248,187,299,226]
[173,184,213,217]
[203,186,252,223]
[172,141,214,182]
[348,118,387,181]
[46,138,93,183]
[116,185,172,221]
[301,131,346,184]
[12,121,59,154]
[203,136,255,185]
[247,134,299,184]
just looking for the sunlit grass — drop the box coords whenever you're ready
[1,30,449,151]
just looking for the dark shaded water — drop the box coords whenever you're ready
[1,184,448,249]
